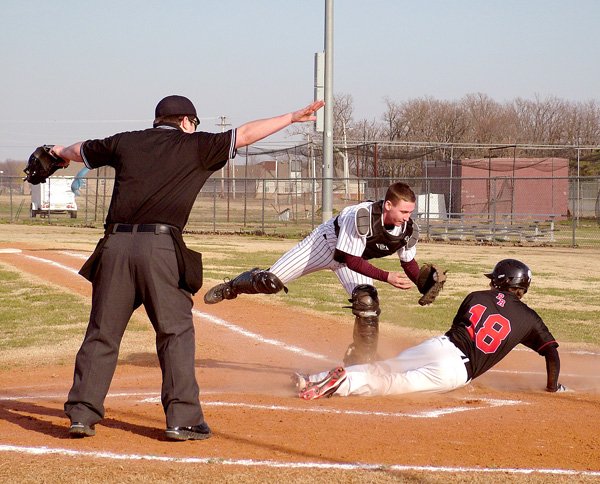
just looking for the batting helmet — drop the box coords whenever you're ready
[485,259,532,293]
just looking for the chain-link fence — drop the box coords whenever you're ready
[1,172,599,247]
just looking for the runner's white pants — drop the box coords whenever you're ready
[311,336,470,396]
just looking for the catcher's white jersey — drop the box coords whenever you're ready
[269,201,417,294]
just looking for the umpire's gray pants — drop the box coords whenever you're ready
[64,230,205,429]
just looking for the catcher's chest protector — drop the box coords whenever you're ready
[360,201,418,260]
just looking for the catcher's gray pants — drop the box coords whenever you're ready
[64,229,205,428]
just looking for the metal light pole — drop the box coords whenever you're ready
[217,116,231,197]
[321,0,334,222]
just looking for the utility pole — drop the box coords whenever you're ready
[217,116,232,221]
[217,116,232,197]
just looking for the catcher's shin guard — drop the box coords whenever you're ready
[204,268,287,304]
[343,284,381,366]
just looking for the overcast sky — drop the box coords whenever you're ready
[1,0,599,161]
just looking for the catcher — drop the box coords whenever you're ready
[204,182,446,365]
[23,145,70,185]
[295,259,567,400]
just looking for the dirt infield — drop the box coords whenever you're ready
[1,230,599,483]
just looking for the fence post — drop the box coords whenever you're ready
[425,177,430,239]
[9,180,14,222]
[212,179,217,232]
[572,209,577,247]
[311,175,316,230]
[491,177,497,237]
[84,177,88,223]
[261,180,266,234]
[243,177,247,228]
[294,177,298,222]
[101,169,108,222]
[48,177,54,224]
[94,173,99,222]
[226,168,231,223]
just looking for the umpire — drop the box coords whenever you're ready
[51,95,324,440]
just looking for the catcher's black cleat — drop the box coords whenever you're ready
[165,422,212,441]
[203,281,237,304]
[69,422,96,438]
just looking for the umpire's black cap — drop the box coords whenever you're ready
[155,95,197,118]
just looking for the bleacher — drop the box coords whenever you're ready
[420,215,558,244]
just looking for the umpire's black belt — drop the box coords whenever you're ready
[107,223,176,235]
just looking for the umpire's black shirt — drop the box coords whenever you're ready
[81,126,236,231]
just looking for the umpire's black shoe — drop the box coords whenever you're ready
[69,421,96,438]
[165,422,212,441]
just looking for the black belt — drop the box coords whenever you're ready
[108,223,175,235]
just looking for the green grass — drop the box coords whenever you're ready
[0,265,148,353]
[0,268,90,350]
[197,240,600,347]
[536,308,600,345]
[2,227,599,355]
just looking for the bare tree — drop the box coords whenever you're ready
[381,97,410,141]
[462,93,513,144]
[511,94,568,144]
[284,90,600,179]
[430,99,468,144]
[353,118,382,141]
[564,100,600,145]
[332,93,354,139]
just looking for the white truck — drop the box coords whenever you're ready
[30,176,78,218]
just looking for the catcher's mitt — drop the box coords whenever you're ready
[23,145,69,185]
[416,263,447,306]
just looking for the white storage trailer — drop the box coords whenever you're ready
[30,176,78,218]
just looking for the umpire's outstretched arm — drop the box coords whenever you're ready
[50,101,325,162]
[235,101,324,148]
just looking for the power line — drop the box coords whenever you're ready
[0,117,220,124]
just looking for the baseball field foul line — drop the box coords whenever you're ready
[193,309,333,362]
[0,390,526,419]
[0,248,22,254]
[0,444,598,477]
[23,254,80,275]
[59,251,90,260]
[186,398,526,419]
